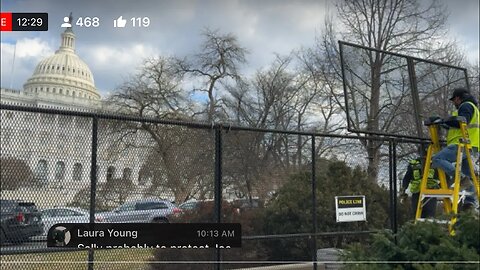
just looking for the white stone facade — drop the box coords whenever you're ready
[1,27,144,208]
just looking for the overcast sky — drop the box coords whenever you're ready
[1,0,478,95]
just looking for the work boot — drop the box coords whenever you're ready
[459,202,475,212]
[460,176,473,190]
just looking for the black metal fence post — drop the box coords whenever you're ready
[214,127,223,270]
[407,57,425,140]
[311,135,317,270]
[392,139,398,236]
[388,139,394,232]
[388,139,399,244]
[88,116,99,270]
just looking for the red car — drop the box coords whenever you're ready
[1,200,44,244]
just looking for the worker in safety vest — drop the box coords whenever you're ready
[431,87,479,211]
[401,157,439,218]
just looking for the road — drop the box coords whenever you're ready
[1,240,48,255]
[1,237,75,255]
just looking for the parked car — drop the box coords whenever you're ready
[178,200,202,211]
[99,199,181,223]
[177,199,240,220]
[41,207,104,236]
[0,199,44,244]
[232,198,264,210]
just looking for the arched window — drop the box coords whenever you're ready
[137,167,152,186]
[106,166,116,181]
[35,159,48,185]
[122,168,132,181]
[73,163,83,181]
[55,161,65,181]
[2,128,13,145]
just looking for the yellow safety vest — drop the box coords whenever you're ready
[446,101,480,148]
[409,159,438,193]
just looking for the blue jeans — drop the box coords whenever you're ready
[432,144,478,205]
[432,144,472,178]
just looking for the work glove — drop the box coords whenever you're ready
[429,116,442,123]
[439,122,450,129]
[399,189,408,203]
[431,116,449,129]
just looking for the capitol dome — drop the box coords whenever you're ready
[23,27,101,101]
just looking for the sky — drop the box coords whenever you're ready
[1,0,478,96]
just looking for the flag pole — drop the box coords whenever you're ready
[10,41,17,89]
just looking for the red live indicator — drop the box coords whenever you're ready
[0,12,12,31]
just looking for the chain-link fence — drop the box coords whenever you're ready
[339,40,470,140]
[1,103,424,270]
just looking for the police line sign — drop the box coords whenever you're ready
[335,196,366,222]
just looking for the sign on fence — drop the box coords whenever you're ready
[335,195,366,222]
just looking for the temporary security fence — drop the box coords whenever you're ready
[1,103,427,270]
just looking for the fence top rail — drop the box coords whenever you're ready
[338,40,468,71]
[1,103,427,143]
[243,230,378,241]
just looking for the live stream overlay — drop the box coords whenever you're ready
[47,223,242,249]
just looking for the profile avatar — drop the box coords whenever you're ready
[51,226,71,247]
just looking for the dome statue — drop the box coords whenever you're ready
[23,23,101,103]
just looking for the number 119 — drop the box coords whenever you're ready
[131,17,150,27]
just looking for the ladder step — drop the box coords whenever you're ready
[421,190,475,199]
[416,218,450,224]
[420,189,454,198]
[421,194,453,199]
[421,189,453,194]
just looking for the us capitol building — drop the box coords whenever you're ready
[1,26,145,207]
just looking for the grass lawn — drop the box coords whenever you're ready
[1,249,154,270]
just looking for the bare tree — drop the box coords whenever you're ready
[297,49,355,160]
[138,126,214,203]
[223,53,346,199]
[176,28,248,122]
[466,63,480,101]
[225,55,302,168]
[108,56,189,119]
[106,56,215,203]
[1,157,34,190]
[312,0,455,182]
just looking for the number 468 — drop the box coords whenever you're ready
[76,17,100,27]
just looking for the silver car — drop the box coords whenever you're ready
[99,199,181,223]
[41,207,103,235]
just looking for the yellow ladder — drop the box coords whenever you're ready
[415,116,479,235]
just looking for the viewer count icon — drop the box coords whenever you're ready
[61,12,72,28]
